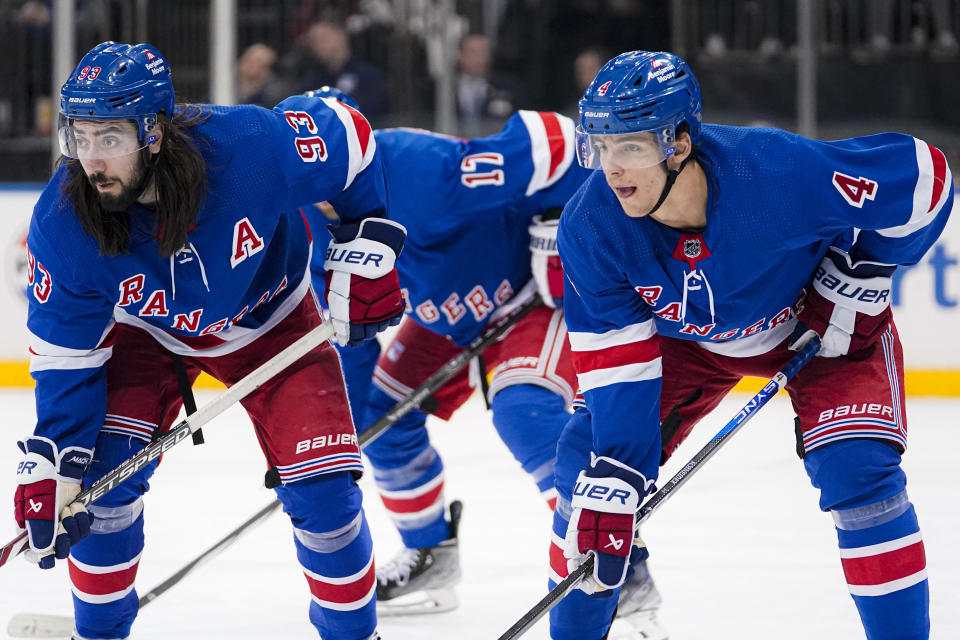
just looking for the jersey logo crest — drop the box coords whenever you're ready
[832,171,878,208]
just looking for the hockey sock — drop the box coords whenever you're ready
[836,499,928,640]
[490,384,569,508]
[277,472,377,640]
[362,387,449,548]
[806,439,928,640]
[70,505,145,640]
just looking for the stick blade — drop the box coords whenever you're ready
[7,613,74,638]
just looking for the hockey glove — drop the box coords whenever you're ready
[563,455,653,594]
[528,213,565,309]
[788,248,894,358]
[14,436,94,569]
[324,218,407,347]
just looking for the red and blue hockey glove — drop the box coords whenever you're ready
[323,218,407,347]
[563,455,654,594]
[788,248,894,358]
[528,213,565,309]
[14,436,94,569]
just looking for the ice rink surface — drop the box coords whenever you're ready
[1,387,957,640]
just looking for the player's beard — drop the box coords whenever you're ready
[87,152,153,212]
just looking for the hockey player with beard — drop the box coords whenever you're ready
[12,42,406,640]
[549,50,952,640]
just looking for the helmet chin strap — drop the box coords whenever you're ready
[644,148,697,217]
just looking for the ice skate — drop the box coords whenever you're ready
[607,561,669,640]
[375,500,462,616]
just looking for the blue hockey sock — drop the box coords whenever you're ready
[490,384,568,506]
[806,439,928,640]
[278,472,377,640]
[361,387,449,548]
[835,498,929,640]
[71,506,145,640]
[333,339,380,427]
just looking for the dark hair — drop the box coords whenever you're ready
[62,106,210,257]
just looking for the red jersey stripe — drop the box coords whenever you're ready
[572,339,660,375]
[539,112,565,180]
[927,143,947,212]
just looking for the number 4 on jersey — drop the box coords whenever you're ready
[832,171,878,208]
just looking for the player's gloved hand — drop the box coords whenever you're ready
[563,455,653,594]
[788,248,894,358]
[323,218,407,347]
[14,436,94,569]
[528,212,564,309]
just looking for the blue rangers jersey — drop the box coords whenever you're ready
[558,124,954,480]
[369,111,590,346]
[26,96,385,452]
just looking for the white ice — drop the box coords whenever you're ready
[1,388,958,639]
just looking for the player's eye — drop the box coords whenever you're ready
[101,136,120,148]
[591,141,607,154]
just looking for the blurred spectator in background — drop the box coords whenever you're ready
[291,20,388,119]
[565,46,610,118]
[456,33,513,136]
[16,0,53,136]
[236,43,290,108]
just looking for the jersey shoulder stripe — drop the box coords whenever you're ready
[879,138,952,238]
[518,110,575,196]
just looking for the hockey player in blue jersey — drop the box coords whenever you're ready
[301,98,625,617]
[548,50,952,640]
[11,42,407,640]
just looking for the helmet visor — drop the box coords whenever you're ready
[58,115,151,160]
[575,125,675,170]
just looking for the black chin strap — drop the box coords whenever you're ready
[645,148,697,217]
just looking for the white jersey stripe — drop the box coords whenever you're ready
[878,138,952,238]
[519,110,576,197]
[576,357,662,392]
[568,320,656,352]
[30,347,113,373]
[321,97,376,190]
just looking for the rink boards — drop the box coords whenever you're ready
[0,186,957,395]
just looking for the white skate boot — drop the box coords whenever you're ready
[375,500,463,616]
[607,561,669,640]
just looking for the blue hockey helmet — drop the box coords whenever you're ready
[303,85,360,110]
[58,41,174,159]
[576,51,701,170]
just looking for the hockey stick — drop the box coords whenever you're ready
[495,335,822,640]
[6,295,542,637]
[0,320,336,572]
[6,499,284,638]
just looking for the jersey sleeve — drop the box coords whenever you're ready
[25,215,115,453]
[452,111,590,217]
[558,210,663,482]
[802,133,953,270]
[266,95,387,222]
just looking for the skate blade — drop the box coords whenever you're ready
[607,610,670,640]
[376,588,459,616]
